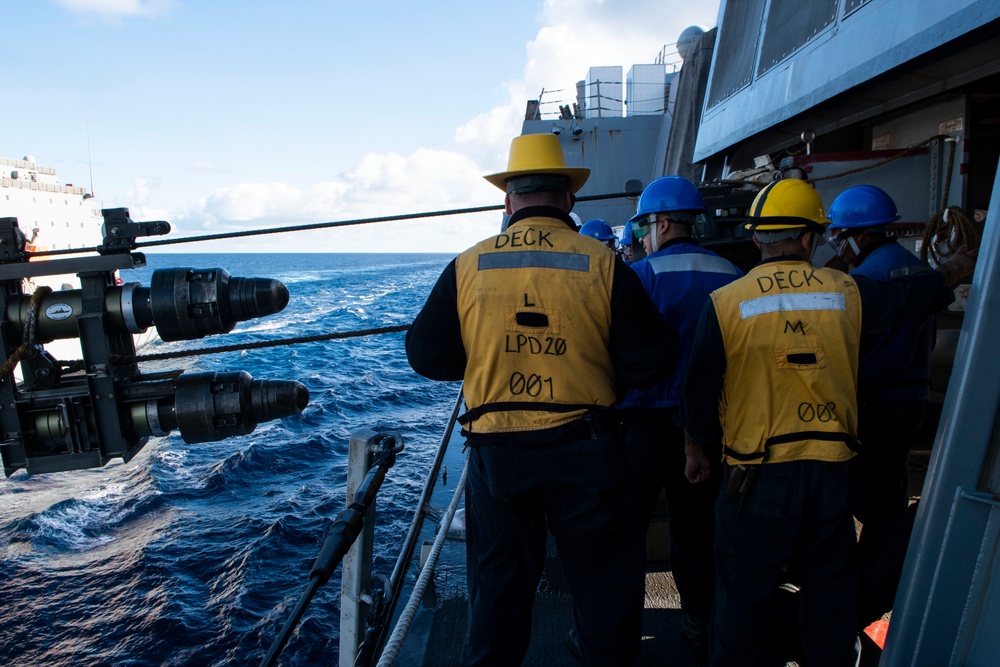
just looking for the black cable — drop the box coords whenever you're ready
[118,324,410,365]
[28,191,637,257]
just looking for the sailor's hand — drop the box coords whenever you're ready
[684,440,711,485]
[938,245,978,287]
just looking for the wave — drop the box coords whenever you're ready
[0,252,458,666]
[8,467,163,554]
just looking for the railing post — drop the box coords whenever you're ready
[340,429,379,667]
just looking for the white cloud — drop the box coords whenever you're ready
[202,182,305,222]
[149,146,502,253]
[126,177,152,205]
[456,0,720,173]
[132,0,719,253]
[455,95,526,171]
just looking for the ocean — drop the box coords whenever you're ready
[0,253,462,667]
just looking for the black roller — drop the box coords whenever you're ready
[229,277,289,322]
[172,371,309,443]
[148,268,290,341]
[251,378,309,422]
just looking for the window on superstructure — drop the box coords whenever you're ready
[706,0,765,109]
[844,0,873,17]
[757,0,838,76]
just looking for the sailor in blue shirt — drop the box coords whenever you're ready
[619,176,743,662]
[827,185,936,532]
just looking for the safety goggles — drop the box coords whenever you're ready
[632,213,667,240]
[825,229,848,254]
[632,221,651,239]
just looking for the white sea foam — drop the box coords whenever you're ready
[30,478,159,553]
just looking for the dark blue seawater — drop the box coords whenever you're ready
[0,253,461,667]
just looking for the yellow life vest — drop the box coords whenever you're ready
[711,260,862,464]
[455,216,617,433]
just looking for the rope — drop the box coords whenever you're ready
[704,136,944,188]
[0,286,52,376]
[921,206,978,267]
[107,324,410,365]
[376,450,469,667]
[920,139,979,266]
[808,134,949,183]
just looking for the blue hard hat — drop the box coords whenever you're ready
[580,219,617,241]
[622,221,633,244]
[828,185,900,231]
[629,176,706,224]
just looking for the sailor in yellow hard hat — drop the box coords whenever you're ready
[679,177,975,665]
[746,177,831,241]
[406,132,678,666]
[483,132,590,195]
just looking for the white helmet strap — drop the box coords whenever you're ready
[847,236,862,256]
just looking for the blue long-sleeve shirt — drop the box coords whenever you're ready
[851,238,935,404]
[619,237,742,409]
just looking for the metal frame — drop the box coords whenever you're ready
[884,159,1000,664]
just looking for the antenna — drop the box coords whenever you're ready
[87,118,95,197]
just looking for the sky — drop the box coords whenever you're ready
[4,0,721,253]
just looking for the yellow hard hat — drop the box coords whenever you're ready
[747,179,830,232]
[484,134,590,193]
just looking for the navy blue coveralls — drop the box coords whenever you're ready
[619,237,742,630]
[406,206,678,667]
[681,257,954,667]
[848,238,935,531]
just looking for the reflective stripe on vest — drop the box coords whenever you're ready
[478,250,590,272]
[648,253,742,276]
[712,261,862,465]
[455,216,617,434]
[739,292,846,319]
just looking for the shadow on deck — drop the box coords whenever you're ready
[413,564,704,667]
[397,441,935,667]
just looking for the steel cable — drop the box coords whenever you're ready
[98,324,411,366]
[27,191,638,258]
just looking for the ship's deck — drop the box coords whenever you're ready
[396,536,704,667]
[392,438,934,667]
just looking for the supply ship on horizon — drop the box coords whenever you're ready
[0,155,159,363]
[1,155,103,256]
